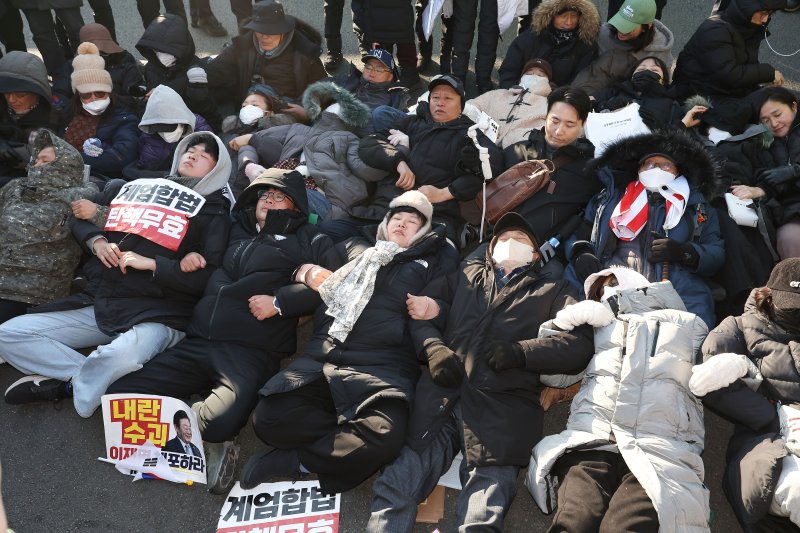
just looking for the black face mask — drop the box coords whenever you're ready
[774,306,800,335]
[631,70,663,94]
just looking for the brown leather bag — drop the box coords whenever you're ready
[476,159,556,224]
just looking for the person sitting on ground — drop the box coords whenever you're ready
[0,133,232,422]
[499,0,601,90]
[220,84,295,138]
[0,51,61,188]
[123,85,213,181]
[690,258,800,530]
[107,168,341,494]
[528,267,711,532]
[566,130,725,328]
[239,191,453,495]
[60,42,139,185]
[571,0,674,95]
[0,130,97,324]
[365,211,595,532]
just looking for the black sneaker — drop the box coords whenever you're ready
[240,446,304,490]
[196,15,228,37]
[323,52,345,72]
[417,56,432,72]
[5,375,71,405]
[205,440,240,494]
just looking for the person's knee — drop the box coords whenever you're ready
[199,408,249,443]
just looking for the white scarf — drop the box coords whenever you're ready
[319,240,404,342]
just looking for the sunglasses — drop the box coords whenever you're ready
[79,91,109,100]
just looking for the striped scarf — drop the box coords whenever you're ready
[609,176,690,241]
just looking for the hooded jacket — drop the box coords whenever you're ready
[571,19,674,94]
[0,131,97,305]
[672,0,783,99]
[186,171,340,352]
[756,110,800,225]
[258,224,448,423]
[527,281,711,533]
[136,14,198,91]
[206,21,326,107]
[331,63,409,112]
[36,132,233,335]
[248,81,388,220]
[405,245,594,467]
[566,131,725,328]
[499,0,600,89]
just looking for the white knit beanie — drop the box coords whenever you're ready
[376,190,434,246]
[71,42,112,94]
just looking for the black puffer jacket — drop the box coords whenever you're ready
[755,112,800,225]
[503,128,600,247]
[136,14,198,92]
[407,245,594,467]
[206,21,326,107]
[498,0,600,89]
[700,294,800,527]
[672,0,783,99]
[186,173,340,353]
[331,63,409,111]
[258,225,448,422]
[357,104,503,241]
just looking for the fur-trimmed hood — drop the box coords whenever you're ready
[588,130,720,195]
[532,0,601,45]
[301,81,372,130]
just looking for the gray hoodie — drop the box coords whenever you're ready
[139,84,197,134]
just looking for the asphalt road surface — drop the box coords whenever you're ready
[2,1,799,532]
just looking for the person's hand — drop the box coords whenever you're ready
[730,184,766,200]
[249,295,279,320]
[604,95,633,111]
[458,142,482,175]
[573,251,602,283]
[689,353,750,396]
[418,184,452,204]
[649,233,699,267]
[486,340,525,372]
[71,199,98,220]
[773,69,785,87]
[301,265,333,291]
[281,103,308,122]
[244,162,267,181]
[395,161,415,190]
[93,238,123,268]
[228,134,252,151]
[406,294,440,320]
[387,129,409,148]
[180,252,207,272]
[552,300,615,331]
[442,0,453,17]
[118,251,156,273]
[186,66,207,84]
[681,105,708,128]
[760,164,800,187]
[0,138,20,162]
[427,342,463,388]
[82,138,103,157]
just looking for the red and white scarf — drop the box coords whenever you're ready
[609,176,690,241]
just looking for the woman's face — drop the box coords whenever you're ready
[33,146,56,167]
[760,99,798,139]
[242,93,269,111]
[632,58,664,84]
[386,211,423,248]
[255,32,283,52]
[4,91,38,114]
[544,102,583,148]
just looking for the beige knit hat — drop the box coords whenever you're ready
[71,42,112,94]
[376,190,434,247]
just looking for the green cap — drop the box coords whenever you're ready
[609,0,657,34]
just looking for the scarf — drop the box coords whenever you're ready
[64,109,101,152]
[318,239,404,342]
[254,30,294,59]
[609,176,690,241]
[549,26,576,46]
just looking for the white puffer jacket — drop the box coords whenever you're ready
[527,281,711,533]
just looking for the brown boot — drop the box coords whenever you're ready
[539,382,582,411]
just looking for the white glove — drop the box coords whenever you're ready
[82,138,103,157]
[244,162,267,182]
[294,165,310,177]
[387,129,409,148]
[688,353,749,396]
[186,67,208,84]
[552,300,615,331]
[442,0,454,18]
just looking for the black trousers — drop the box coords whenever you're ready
[136,0,187,29]
[0,298,30,326]
[449,0,499,88]
[88,0,116,41]
[548,450,660,533]
[0,0,26,57]
[108,337,282,443]
[252,377,409,494]
[22,7,84,74]
[414,0,454,66]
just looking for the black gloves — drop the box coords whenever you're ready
[603,95,633,111]
[486,341,525,372]
[0,139,21,163]
[760,164,800,188]
[573,251,602,283]
[427,342,463,389]
[458,141,482,175]
[649,232,699,267]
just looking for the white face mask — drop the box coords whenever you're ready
[82,97,111,116]
[519,74,547,91]
[239,104,264,125]
[492,238,534,270]
[638,167,676,191]
[601,285,619,302]
[158,125,184,143]
[156,51,177,67]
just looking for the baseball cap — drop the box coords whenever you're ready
[609,0,657,34]
[427,74,466,108]
[767,258,800,310]
[362,48,395,71]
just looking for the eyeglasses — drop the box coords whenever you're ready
[364,64,390,74]
[640,160,677,172]
[257,190,288,202]
[79,91,109,100]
